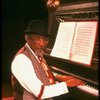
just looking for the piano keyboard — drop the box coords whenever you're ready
[53,71,98,97]
[77,85,98,97]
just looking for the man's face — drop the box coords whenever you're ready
[29,34,49,51]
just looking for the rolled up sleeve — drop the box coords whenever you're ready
[42,82,68,99]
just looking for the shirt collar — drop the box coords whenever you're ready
[25,43,39,61]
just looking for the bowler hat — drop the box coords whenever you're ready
[24,20,48,36]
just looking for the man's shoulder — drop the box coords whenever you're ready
[16,47,26,55]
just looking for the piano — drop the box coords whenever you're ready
[44,0,99,100]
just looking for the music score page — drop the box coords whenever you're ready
[50,21,97,65]
[71,21,97,65]
[50,22,76,59]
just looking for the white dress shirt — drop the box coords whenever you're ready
[11,44,69,99]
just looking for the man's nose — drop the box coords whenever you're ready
[38,39,46,45]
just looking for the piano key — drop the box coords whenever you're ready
[53,71,60,76]
[53,71,98,97]
[77,84,98,97]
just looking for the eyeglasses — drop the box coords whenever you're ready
[30,35,49,44]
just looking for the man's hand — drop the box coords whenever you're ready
[65,77,85,87]
[56,75,85,87]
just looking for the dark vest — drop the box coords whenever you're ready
[11,45,55,100]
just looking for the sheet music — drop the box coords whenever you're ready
[50,22,76,59]
[71,22,97,65]
[50,21,97,65]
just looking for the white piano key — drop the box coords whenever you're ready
[77,85,98,97]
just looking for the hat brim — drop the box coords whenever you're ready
[24,30,49,37]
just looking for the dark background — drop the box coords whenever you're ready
[2,0,48,83]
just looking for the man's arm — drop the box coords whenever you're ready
[11,54,69,99]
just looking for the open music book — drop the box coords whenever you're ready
[50,21,98,65]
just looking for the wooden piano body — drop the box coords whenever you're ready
[44,0,99,100]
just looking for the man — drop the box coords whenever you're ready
[11,20,84,100]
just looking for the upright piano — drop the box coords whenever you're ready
[44,0,99,100]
